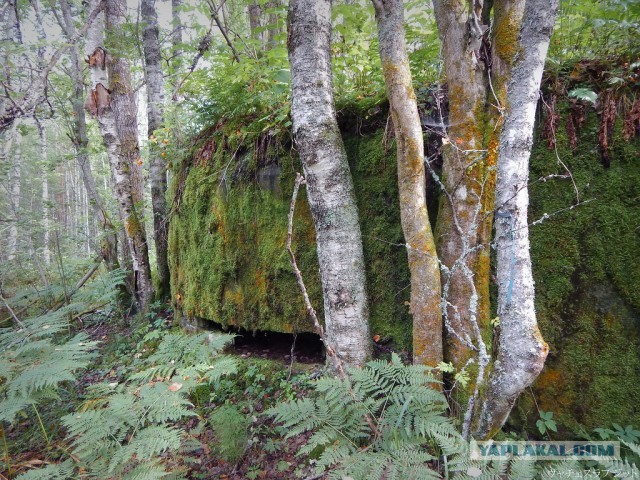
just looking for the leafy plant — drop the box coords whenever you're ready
[569,87,598,104]
[536,410,558,437]
[595,424,640,443]
[268,353,463,479]
[58,330,237,479]
[208,404,250,463]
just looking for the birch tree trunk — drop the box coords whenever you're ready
[432,0,491,376]
[85,0,154,308]
[171,0,183,58]
[288,0,371,367]
[248,1,262,42]
[7,124,21,261]
[35,119,50,265]
[372,0,442,368]
[473,0,556,439]
[105,0,154,307]
[431,0,525,425]
[141,0,170,299]
[59,0,120,271]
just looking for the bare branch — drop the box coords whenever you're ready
[0,0,106,132]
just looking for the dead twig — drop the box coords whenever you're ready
[286,173,379,436]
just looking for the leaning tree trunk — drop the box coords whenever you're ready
[473,0,556,439]
[141,0,170,299]
[288,0,371,367]
[372,0,442,369]
[59,0,120,271]
[85,0,154,309]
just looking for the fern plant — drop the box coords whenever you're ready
[268,353,464,479]
[58,330,238,479]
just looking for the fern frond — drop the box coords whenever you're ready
[13,459,75,480]
[599,458,640,479]
[121,460,171,480]
[108,426,183,474]
[508,458,537,479]
[137,383,196,423]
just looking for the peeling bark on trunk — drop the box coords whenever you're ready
[432,0,525,426]
[288,0,371,367]
[473,0,556,439]
[142,0,170,299]
[85,0,154,309]
[372,0,442,369]
[59,0,120,271]
[0,1,104,133]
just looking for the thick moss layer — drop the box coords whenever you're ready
[170,101,640,431]
[515,106,640,433]
[169,130,411,348]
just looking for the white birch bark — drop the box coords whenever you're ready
[0,1,104,132]
[7,123,21,261]
[85,0,154,308]
[141,0,170,299]
[288,0,371,367]
[171,0,183,57]
[1,120,17,260]
[35,120,50,265]
[473,0,557,439]
[372,0,442,369]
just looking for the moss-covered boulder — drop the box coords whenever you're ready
[168,127,412,348]
[169,100,640,431]
[515,104,640,433]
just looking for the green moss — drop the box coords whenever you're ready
[169,129,412,350]
[515,104,640,433]
[170,97,640,432]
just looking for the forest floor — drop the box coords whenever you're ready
[3,306,331,479]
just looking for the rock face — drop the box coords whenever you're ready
[169,126,412,347]
[169,104,640,431]
[516,105,640,433]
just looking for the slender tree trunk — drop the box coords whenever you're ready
[7,124,21,261]
[431,0,525,427]
[35,119,51,265]
[372,0,442,368]
[85,0,154,308]
[266,0,282,47]
[288,0,371,367]
[170,0,183,72]
[473,0,556,439]
[248,1,262,42]
[432,0,491,375]
[141,0,170,299]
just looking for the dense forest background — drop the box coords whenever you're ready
[0,0,639,478]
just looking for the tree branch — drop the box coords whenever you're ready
[0,0,106,132]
